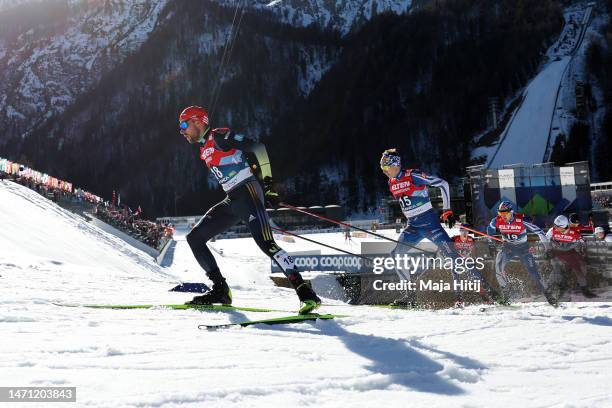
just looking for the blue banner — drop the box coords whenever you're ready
[271,254,385,274]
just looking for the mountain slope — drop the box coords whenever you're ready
[1,178,611,407]
[8,0,343,216]
[0,0,169,141]
[249,0,413,35]
[0,0,415,145]
[3,0,563,217]
[271,0,564,211]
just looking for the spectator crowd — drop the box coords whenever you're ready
[1,156,172,250]
[592,192,612,209]
[94,204,174,250]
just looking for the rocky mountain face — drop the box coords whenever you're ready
[0,0,565,217]
[245,0,414,35]
[0,0,414,142]
[0,0,169,140]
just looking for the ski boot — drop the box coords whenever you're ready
[297,285,321,315]
[297,284,321,314]
[580,286,597,299]
[289,273,321,314]
[186,280,232,305]
[543,289,558,308]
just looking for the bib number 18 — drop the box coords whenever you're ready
[211,166,223,179]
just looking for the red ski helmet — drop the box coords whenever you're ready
[179,106,209,126]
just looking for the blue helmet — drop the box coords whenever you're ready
[498,200,514,213]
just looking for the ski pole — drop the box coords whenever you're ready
[269,226,375,262]
[279,202,437,255]
[459,225,504,243]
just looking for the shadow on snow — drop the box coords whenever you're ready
[257,320,487,396]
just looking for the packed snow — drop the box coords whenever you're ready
[1,180,611,407]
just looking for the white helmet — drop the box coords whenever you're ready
[594,226,605,234]
[554,215,569,228]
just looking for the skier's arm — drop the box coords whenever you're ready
[213,130,256,151]
[546,228,553,241]
[411,171,450,209]
[486,218,498,237]
[525,221,549,248]
[213,131,272,180]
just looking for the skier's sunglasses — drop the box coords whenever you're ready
[179,120,190,130]
[380,157,400,170]
[497,209,511,215]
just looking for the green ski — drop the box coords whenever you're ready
[198,313,342,330]
[53,303,289,313]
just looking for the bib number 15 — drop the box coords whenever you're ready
[399,196,412,209]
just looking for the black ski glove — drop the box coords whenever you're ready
[441,209,457,229]
[263,176,280,209]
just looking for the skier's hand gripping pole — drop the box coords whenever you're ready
[458,224,504,243]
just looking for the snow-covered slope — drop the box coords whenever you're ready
[259,0,413,35]
[481,5,594,168]
[0,181,175,290]
[0,0,416,163]
[0,0,412,140]
[1,180,611,407]
[487,57,570,168]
